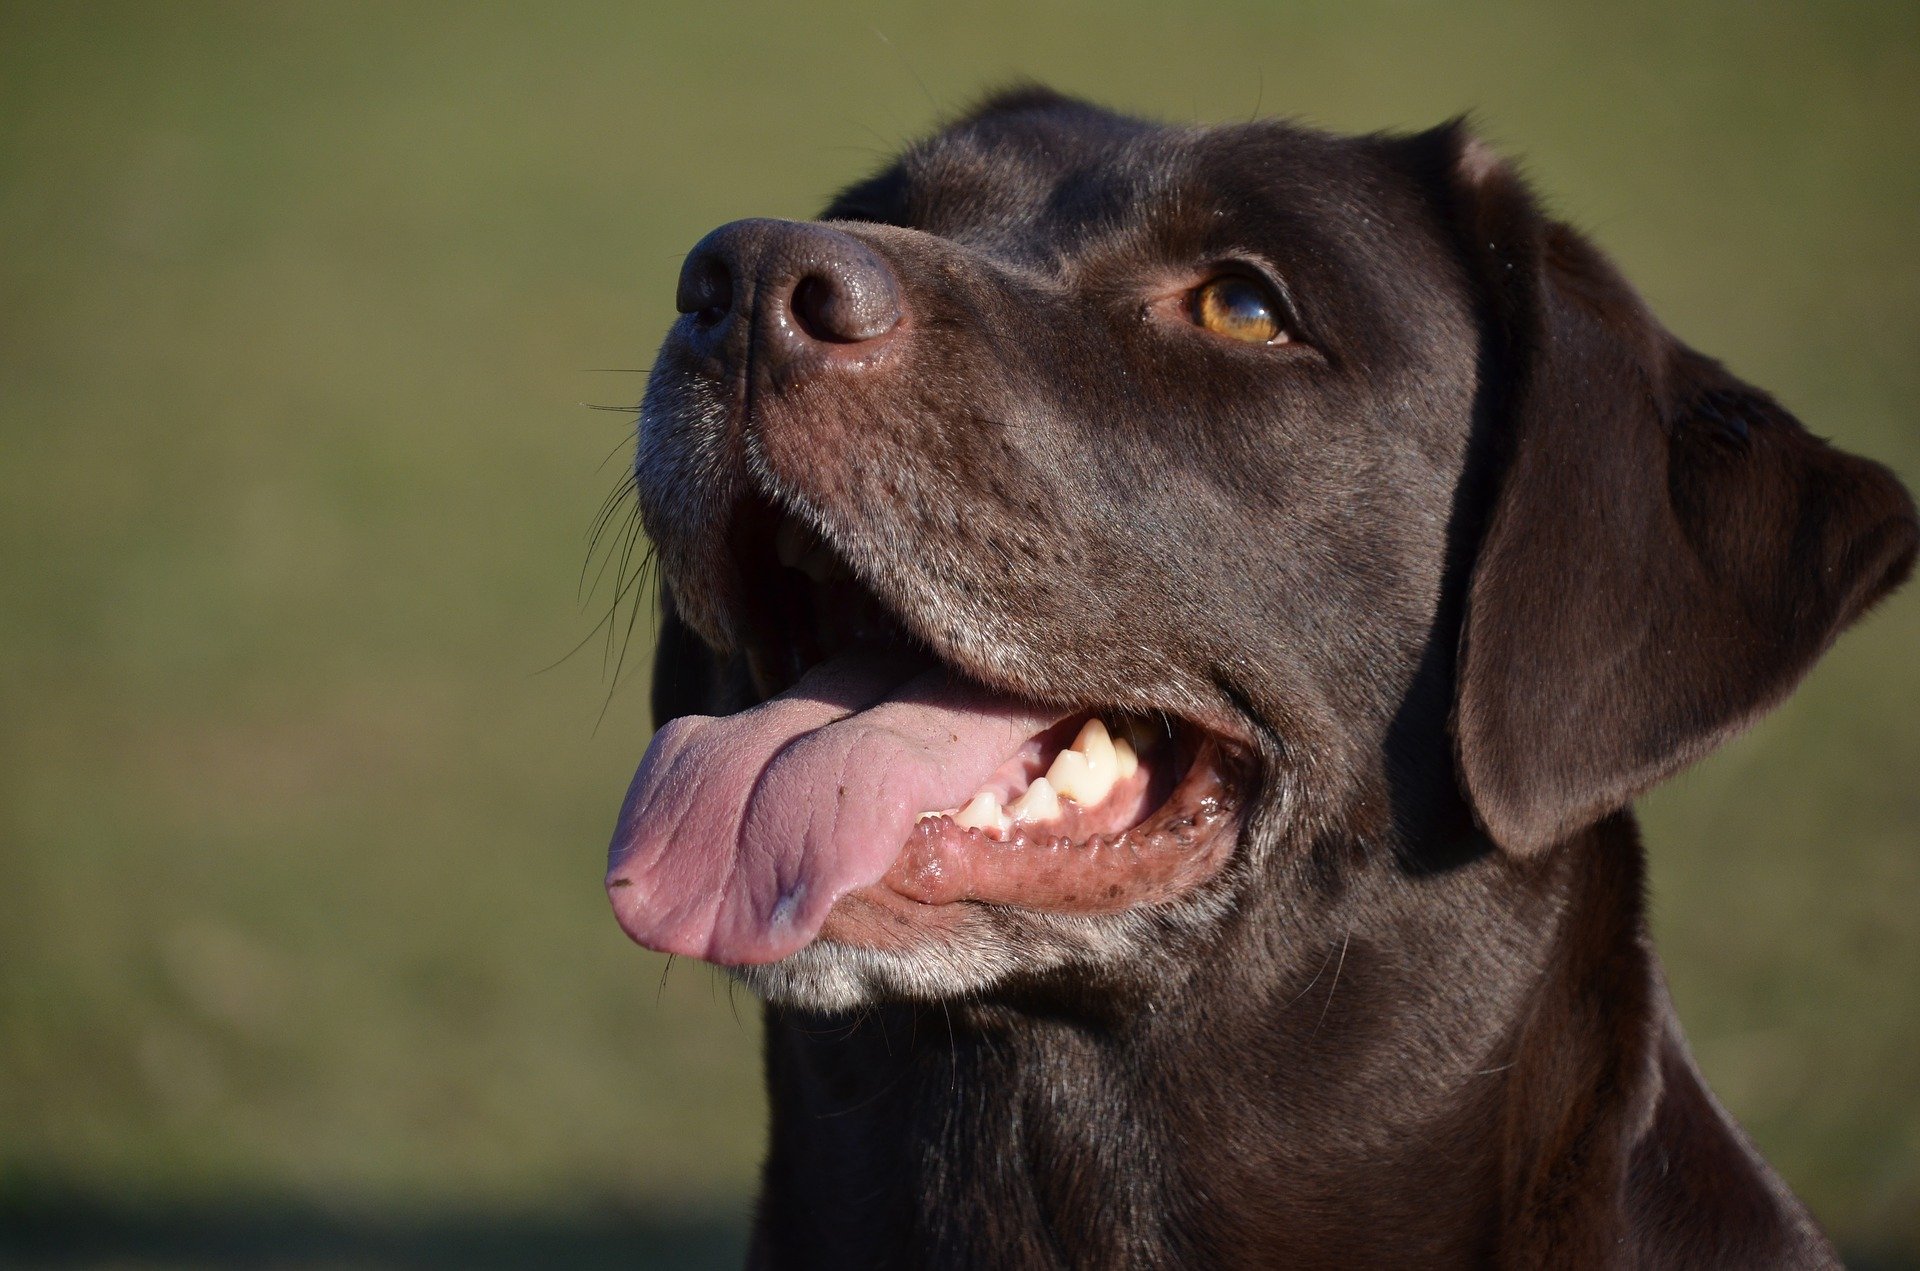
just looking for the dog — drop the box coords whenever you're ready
[604,88,1916,1268]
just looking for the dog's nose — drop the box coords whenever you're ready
[676,219,903,372]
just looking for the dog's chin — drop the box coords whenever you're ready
[733,929,1039,1012]
[734,878,1246,1011]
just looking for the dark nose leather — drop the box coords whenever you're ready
[675,218,903,377]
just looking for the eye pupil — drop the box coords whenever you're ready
[1194,276,1284,344]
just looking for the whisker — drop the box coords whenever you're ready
[1311,930,1352,1038]
[1279,940,1341,1013]
[530,609,622,677]
[582,505,641,611]
[595,429,637,473]
[582,473,639,597]
[584,473,637,558]
[595,542,659,732]
[602,511,647,670]
[530,540,644,678]
[656,955,676,1006]
[530,476,647,679]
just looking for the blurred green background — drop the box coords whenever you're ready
[2,2,1915,1266]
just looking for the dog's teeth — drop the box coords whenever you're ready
[1083,743,1118,802]
[1048,718,1121,805]
[1046,747,1115,807]
[954,792,1009,834]
[1006,776,1060,823]
[1072,718,1116,770]
[917,809,945,823]
[1046,749,1087,798]
[774,517,810,568]
[924,718,1136,833]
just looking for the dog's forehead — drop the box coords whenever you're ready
[828,100,1375,268]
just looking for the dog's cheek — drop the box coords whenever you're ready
[755,365,1108,666]
[637,369,750,646]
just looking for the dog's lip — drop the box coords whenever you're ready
[745,506,1264,753]
[605,502,1257,965]
[734,502,1265,812]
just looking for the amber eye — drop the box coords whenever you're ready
[1192,275,1286,344]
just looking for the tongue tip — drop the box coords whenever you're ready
[605,872,825,966]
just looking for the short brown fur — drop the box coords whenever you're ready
[635,89,1916,1268]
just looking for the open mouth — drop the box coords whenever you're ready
[605,501,1247,966]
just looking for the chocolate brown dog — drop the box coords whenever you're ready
[605,89,1916,1268]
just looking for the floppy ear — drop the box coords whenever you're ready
[1434,131,1918,856]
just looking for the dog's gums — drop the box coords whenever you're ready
[889,717,1241,909]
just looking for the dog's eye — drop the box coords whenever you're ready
[1192,276,1286,344]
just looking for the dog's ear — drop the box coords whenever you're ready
[1416,126,1918,856]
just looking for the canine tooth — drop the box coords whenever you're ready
[1072,718,1116,769]
[1084,742,1118,800]
[1046,747,1115,806]
[1006,777,1060,823]
[1113,735,1139,781]
[954,792,1008,833]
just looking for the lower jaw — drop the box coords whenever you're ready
[817,737,1246,952]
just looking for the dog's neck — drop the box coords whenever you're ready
[748,821,1589,1267]
[745,816,1785,1267]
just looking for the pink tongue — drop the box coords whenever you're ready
[606,651,1067,965]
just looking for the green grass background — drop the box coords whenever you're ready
[2,2,1915,1266]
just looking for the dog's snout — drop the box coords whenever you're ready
[675,218,902,373]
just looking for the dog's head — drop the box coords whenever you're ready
[607,90,1915,1010]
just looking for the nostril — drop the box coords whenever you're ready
[677,254,734,326]
[790,276,844,343]
[674,219,902,362]
[790,265,901,345]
